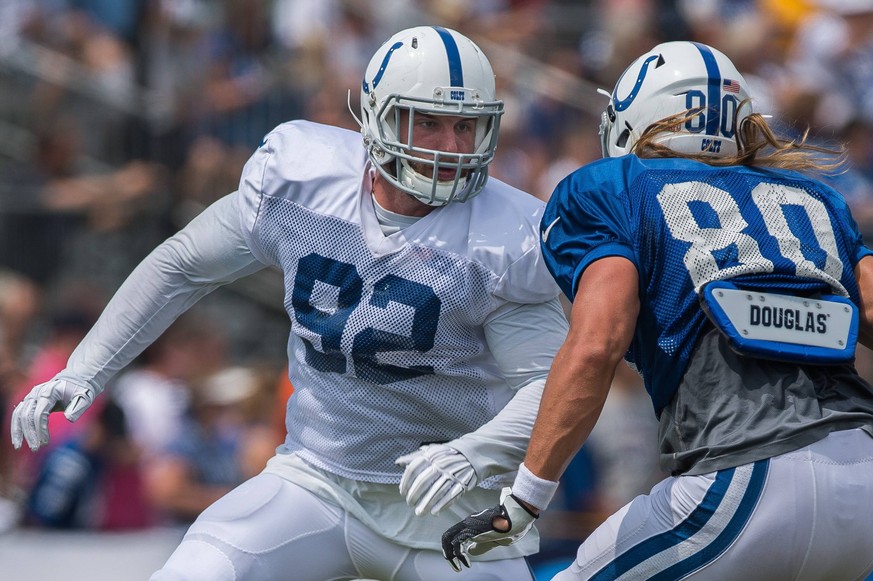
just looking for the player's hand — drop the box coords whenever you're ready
[440,487,538,572]
[396,443,477,516]
[11,378,98,451]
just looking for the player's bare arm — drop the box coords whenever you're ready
[854,254,873,350]
[524,256,639,485]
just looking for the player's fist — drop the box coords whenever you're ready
[11,378,98,451]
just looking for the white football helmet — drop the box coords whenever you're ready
[599,41,753,158]
[359,26,504,206]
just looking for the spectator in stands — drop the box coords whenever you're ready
[144,366,277,524]
[112,312,228,461]
[25,396,150,530]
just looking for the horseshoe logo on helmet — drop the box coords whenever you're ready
[362,41,404,94]
[613,54,663,112]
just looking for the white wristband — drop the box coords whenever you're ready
[511,462,559,511]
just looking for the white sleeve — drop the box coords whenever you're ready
[447,296,568,480]
[61,192,266,392]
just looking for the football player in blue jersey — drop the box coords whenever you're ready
[443,40,873,580]
[10,27,569,579]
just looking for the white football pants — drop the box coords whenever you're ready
[149,473,534,581]
[553,427,873,580]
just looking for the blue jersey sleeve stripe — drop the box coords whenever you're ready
[433,26,464,87]
[692,42,722,136]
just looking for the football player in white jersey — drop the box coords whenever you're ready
[443,41,873,579]
[10,26,569,580]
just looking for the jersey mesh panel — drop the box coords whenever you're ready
[257,195,504,483]
[641,170,856,348]
[629,167,862,410]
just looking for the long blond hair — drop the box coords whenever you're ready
[632,105,846,173]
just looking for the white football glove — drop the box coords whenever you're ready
[396,443,478,516]
[11,378,99,451]
[441,487,538,572]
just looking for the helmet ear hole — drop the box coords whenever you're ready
[616,126,631,149]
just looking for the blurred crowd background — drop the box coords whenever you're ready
[2,0,873,577]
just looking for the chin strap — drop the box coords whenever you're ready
[397,159,462,206]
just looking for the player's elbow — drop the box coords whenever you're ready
[570,339,628,377]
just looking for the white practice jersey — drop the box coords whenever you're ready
[238,120,560,483]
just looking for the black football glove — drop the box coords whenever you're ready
[440,487,538,572]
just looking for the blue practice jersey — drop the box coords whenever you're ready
[541,155,873,415]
